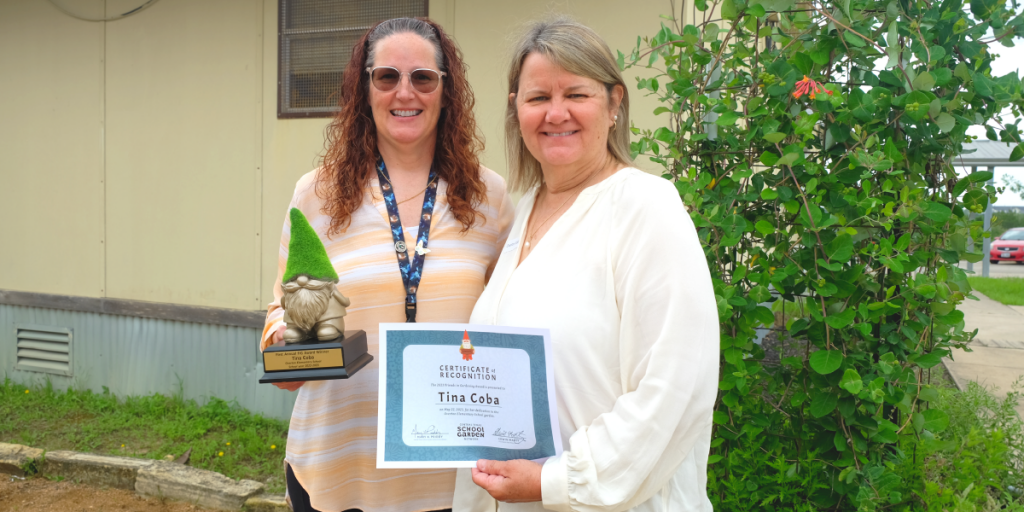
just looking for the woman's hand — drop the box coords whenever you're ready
[270,324,306,391]
[471,459,542,503]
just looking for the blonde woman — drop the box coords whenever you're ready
[453,19,719,512]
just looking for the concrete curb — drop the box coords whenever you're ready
[0,443,43,477]
[0,443,288,511]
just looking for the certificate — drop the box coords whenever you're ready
[376,323,562,468]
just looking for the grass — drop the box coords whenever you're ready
[0,378,288,493]
[968,277,1024,306]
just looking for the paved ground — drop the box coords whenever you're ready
[958,260,1024,278]
[943,289,1024,416]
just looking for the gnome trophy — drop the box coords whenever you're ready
[259,208,372,384]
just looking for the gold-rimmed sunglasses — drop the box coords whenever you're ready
[366,66,446,93]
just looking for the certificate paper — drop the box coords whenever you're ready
[377,323,562,468]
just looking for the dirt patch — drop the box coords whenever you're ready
[0,475,213,512]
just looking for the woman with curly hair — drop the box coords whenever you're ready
[260,17,513,512]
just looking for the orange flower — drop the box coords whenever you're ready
[792,75,834,100]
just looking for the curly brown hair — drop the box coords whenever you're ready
[316,17,486,236]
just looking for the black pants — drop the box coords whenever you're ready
[285,464,452,512]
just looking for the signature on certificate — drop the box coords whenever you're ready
[493,428,528,444]
[411,425,445,435]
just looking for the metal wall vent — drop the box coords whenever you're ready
[15,324,73,376]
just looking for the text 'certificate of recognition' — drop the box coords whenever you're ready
[376,323,562,469]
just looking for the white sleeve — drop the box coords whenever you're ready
[540,178,720,512]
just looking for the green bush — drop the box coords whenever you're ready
[895,381,1024,510]
[623,0,1024,507]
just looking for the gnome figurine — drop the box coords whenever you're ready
[280,208,351,344]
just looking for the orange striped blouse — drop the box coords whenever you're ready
[261,167,513,512]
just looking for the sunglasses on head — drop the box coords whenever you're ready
[366,66,446,94]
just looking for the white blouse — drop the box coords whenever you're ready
[452,168,720,512]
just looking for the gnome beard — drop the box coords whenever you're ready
[282,277,336,334]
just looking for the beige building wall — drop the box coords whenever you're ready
[1,0,675,312]
[0,0,106,298]
[104,0,264,310]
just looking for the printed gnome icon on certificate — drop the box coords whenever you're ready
[459,330,474,360]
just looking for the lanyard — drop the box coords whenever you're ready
[376,157,438,322]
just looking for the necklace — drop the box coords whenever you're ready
[523,170,601,252]
[379,170,437,206]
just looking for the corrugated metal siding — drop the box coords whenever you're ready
[0,304,296,420]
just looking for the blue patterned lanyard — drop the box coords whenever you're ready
[376,157,438,322]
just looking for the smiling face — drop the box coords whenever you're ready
[513,52,622,174]
[369,32,444,154]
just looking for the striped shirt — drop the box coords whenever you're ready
[261,167,513,512]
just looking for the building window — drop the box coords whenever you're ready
[278,0,429,118]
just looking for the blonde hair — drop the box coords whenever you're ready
[505,17,632,192]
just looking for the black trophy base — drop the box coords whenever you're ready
[259,329,372,383]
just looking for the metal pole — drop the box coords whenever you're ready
[982,165,995,278]
[968,166,977,274]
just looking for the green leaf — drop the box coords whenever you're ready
[652,127,675,143]
[809,350,844,375]
[843,30,867,47]
[915,352,943,369]
[922,409,949,433]
[962,189,990,212]
[935,113,955,133]
[1011,144,1024,162]
[777,152,799,167]
[933,68,952,86]
[885,21,899,69]
[825,308,856,329]
[755,220,775,235]
[760,151,780,166]
[834,430,848,451]
[881,257,905,273]
[826,234,854,262]
[748,3,766,17]
[760,188,779,200]
[720,213,747,238]
[839,369,864,394]
[915,284,937,298]
[955,62,972,83]
[912,71,935,90]
[912,412,925,433]
[919,386,940,402]
[810,391,839,418]
[974,74,994,98]
[721,0,738,19]
[716,111,740,127]
[749,285,772,303]
[971,0,999,19]
[920,201,951,223]
[763,132,787,143]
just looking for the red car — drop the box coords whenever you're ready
[991,228,1024,264]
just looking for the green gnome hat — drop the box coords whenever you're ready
[282,208,339,283]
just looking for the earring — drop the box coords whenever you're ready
[612,115,618,128]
